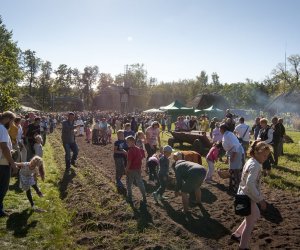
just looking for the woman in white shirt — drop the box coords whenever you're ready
[231,141,271,250]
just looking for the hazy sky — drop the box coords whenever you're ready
[1,0,299,83]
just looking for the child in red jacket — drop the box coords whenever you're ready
[125,136,147,206]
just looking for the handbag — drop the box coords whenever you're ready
[234,194,251,216]
[238,126,249,143]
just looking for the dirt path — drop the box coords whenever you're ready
[56,133,300,249]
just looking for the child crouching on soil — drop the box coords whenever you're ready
[125,136,147,206]
[113,130,128,190]
[17,156,45,211]
[153,145,173,202]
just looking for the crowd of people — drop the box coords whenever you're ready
[0,108,288,249]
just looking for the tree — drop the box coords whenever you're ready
[211,72,220,86]
[38,61,52,109]
[53,64,73,96]
[97,72,113,91]
[114,73,124,86]
[196,70,208,86]
[124,64,147,88]
[0,16,22,111]
[82,65,99,108]
[23,49,41,95]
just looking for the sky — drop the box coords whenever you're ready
[1,0,300,83]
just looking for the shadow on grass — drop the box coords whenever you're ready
[275,165,300,176]
[58,168,76,199]
[9,177,23,193]
[128,201,153,233]
[161,200,230,239]
[267,173,300,190]
[6,209,38,237]
[282,153,300,163]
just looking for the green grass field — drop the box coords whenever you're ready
[0,139,75,249]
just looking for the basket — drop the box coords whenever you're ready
[217,168,230,179]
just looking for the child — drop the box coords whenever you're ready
[205,141,222,182]
[135,131,146,158]
[125,135,147,205]
[153,145,173,202]
[34,134,43,158]
[86,123,91,143]
[231,141,270,249]
[124,123,135,138]
[17,156,45,210]
[113,130,128,190]
[146,154,159,183]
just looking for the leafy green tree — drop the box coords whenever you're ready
[124,63,147,88]
[82,65,99,108]
[37,60,52,109]
[211,72,220,86]
[53,64,72,96]
[97,72,114,91]
[196,70,208,86]
[114,73,124,86]
[23,49,41,95]
[0,16,22,111]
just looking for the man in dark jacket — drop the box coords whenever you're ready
[62,112,78,171]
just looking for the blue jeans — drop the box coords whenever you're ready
[63,143,79,169]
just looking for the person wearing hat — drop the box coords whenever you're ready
[152,145,173,202]
[61,112,78,171]
[145,121,161,160]
[173,157,207,214]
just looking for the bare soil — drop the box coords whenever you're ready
[53,132,300,249]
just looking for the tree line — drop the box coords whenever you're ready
[0,16,299,112]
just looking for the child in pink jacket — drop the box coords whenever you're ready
[205,141,222,182]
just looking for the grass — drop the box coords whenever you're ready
[0,135,76,250]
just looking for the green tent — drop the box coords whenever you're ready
[194,105,224,119]
[160,100,194,121]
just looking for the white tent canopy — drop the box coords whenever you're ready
[20,105,40,112]
[143,108,165,113]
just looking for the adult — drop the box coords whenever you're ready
[251,117,261,140]
[257,118,274,176]
[212,122,223,143]
[40,116,48,145]
[225,109,235,132]
[26,117,41,160]
[220,124,244,193]
[173,158,207,213]
[130,117,138,133]
[234,117,250,155]
[209,117,217,138]
[189,116,197,131]
[271,117,283,166]
[278,118,286,156]
[175,116,188,131]
[145,121,161,160]
[0,111,17,217]
[62,112,78,171]
[231,141,270,249]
